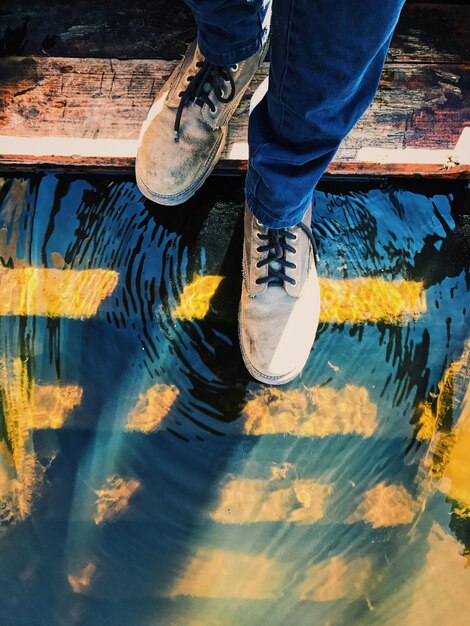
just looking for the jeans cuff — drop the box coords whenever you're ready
[198,27,268,66]
[245,191,310,230]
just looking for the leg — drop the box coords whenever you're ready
[183,0,270,66]
[246,0,406,228]
[239,0,406,384]
[136,0,270,206]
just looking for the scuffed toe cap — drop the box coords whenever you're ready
[135,106,225,205]
[238,283,320,385]
[239,315,299,381]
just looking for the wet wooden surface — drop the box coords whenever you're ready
[0,2,469,175]
[1,2,468,63]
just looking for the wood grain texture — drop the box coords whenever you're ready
[0,56,468,176]
[0,2,468,64]
[0,0,195,60]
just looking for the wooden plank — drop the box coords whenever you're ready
[0,2,468,64]
[389,3,470,63]
[0,0,195,60]
[0,57,468,176]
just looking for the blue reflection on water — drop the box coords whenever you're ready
[0,173,469,626]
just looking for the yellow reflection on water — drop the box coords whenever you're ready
[0,363,79,522]
[0,268,119,317]
[442,384,470,513]
[420,347,466,442]
[347,482,417,528]
[420,340,470,515]
[169,548,284,600]
[93,475,140,525]
[125,383,179,432]
[67,562,97,594]
[444,430,470,515]
[171,275,425,323]
[211,477,332,524]
[173,274,224,320]
[405,524,470,622]
[28,385,83,429]
[415,401,438,442]
[0,357,49,521]
[242,385,377,437]
[297,556,372,602]
[320,277,426,323]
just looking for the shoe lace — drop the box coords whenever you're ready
[255,223,319,287]
[174,60,237,143]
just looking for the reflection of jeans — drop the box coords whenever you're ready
[183,0,406,228]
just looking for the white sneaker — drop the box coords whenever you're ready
[239,205,320,385]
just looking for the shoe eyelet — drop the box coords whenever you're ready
[292,279,297,285]
[231,64,239,72]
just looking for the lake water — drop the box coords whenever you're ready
[0,172,469,626]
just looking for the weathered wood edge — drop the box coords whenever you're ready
[0,155,467,178]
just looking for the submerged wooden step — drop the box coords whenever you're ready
[0,56,468,176]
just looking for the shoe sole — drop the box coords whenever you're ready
[238,302,307,386]
[135,128,227,206]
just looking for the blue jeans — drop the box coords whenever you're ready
[183,0,406,228]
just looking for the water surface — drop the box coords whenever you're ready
[0,172,469,625]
